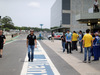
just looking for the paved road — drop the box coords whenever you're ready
[1,34,99,75]
[0,34,27,75]
[0,34,80,75]
[39,41,80,75]
[40,40,100,75]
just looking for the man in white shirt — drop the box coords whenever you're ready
[94,0,99,12]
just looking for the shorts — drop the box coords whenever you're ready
[0,43,3,49]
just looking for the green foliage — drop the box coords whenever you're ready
[2,24,15,29]
[0,16,15,29]
[0,16,50,32]
[1,16,13,25]
[5,28,10,31]
[51,26,59,29]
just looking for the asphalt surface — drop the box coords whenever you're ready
[0,34,27,75]
[0,34,81,75]
[39,41,80,75]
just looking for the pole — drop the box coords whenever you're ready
[0,16,1,28]
[40,24,43,29]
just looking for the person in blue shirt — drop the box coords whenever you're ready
[39,33,42,40]
[65,30,72,54]
[93,32,100,61]
[79,30,84,53]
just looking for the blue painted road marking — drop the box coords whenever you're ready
[26,44,54,75]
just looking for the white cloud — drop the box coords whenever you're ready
[28,2,40,8]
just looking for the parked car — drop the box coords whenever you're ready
[47,35,52,40]
[48,32,63,40]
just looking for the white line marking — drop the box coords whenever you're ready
[20,41,60,75]
[38,41,60,75]
[20,53,28,75]
[5,39,18,45]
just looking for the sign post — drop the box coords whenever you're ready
[40,24,43,29]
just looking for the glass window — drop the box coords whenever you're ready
[62,0,70,10]
[62,13,70,24]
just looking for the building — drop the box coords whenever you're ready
[51,0,95,32]
[76,0,100,32]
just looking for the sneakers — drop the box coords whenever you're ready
[63,50,65,53]
[28,59,30,62]
[31,60,33,62]
[92,60,99,61]
[83,61,91,63]
[83,61,87,63]
[80,51,83,53]
[28,59,33,62]
[88,61,91,63]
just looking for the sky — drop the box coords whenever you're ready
[0,0,56,28]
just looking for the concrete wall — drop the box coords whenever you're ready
[71,0,93,32]
[51,0,62,28]
[51,0,95,32]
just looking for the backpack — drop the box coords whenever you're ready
[95,36,100,46]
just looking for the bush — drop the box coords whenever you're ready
[5,28,10,31]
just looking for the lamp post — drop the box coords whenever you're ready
[40,24,43,29]
[0,16,2,28]
[39,24,43,40]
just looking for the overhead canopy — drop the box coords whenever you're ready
[51,27,70,32]
[76,12,100,23]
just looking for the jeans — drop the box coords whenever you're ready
[72,41,78,50]
[93,46,99,60]
[84,47,91,61]
[79,41,83,52]
[28,45,34,60]
[66,42,72,53]
[62,42,65,52]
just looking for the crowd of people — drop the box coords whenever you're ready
[61,29,100,63]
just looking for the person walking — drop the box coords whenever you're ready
[72,31,79,51]
[79,30,84,53]
[65,30,72,54]
[61,32,66,52]
[0,30,6,58]
[51,32,54,42]
[83,29,93,63]
[27,29,37,62]
[39,33,42,40]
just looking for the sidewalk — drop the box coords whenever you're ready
[21,41,60,75]
[41,40,100,75]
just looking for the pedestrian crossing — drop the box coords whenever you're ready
[21,41,60,75]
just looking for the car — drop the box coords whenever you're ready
[47,35,52,40]
[48,32,63,40]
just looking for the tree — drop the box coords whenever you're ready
[51,26,59,29]
[0,16,15,29]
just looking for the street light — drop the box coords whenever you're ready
[40,24,43,29]
[0,16,2,28]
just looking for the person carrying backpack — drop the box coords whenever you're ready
[92,32,100,61]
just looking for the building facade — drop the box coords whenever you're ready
[76,0,100,32]
[51,0,95,32]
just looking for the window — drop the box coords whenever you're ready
[62,13,70,24]
[62,0,70,10]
